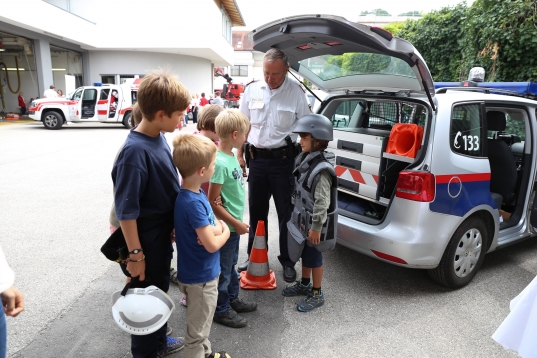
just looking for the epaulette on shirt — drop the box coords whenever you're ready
[245,79,258,87]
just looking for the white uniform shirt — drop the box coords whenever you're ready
[239,77,310,149]
[0,245,14,293]
[43,89,58,98]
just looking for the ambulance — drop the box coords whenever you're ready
[251,15,537,288]
[28,79,140,130]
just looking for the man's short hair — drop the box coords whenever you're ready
[131,103,143,126]
[172,134,217,178]
[50,85,55,89]
[215,109,250,139]
[137,70,190,121]
[264,48,289,66]
[197,104,224,132]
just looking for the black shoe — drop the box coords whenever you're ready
[282,281,312,297]
[230,298,257,313]
[237,260,249,272]
[297,291,324,312]
[213,309,247,328]
[283,266,296,283]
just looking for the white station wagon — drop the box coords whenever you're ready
[250,15,537,288]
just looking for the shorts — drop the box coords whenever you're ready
[301,242,323,268]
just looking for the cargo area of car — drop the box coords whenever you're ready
[319,96,429,223]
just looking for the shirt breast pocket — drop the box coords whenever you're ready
[248,101,264,125]
[275,105,295,132]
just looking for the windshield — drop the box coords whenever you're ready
[299,53,416,82]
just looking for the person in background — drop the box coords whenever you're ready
[212,91,224,107]
[43,85,57,98]
[0,244,25,358]
[209,94,214,104]
[18,92,26,116]
[199,93,209,107]
[57,89,64,98]
[190,94,199,124]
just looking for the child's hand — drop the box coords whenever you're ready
[308,229,321,245]
[233,222,250,235]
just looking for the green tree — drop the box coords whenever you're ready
[360,9,391,16]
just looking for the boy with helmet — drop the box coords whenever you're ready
[283,114,338,312]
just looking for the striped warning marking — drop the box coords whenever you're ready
[335,165,379,187]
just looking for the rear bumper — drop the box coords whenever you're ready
[336,197,461,269]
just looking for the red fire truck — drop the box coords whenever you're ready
[214,67,244,108]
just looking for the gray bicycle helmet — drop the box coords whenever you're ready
[293,114,333,141]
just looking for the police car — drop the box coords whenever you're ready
[28,80,140,130]
[250,15,537,288]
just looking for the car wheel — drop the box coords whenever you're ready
[224,101,229,109]
[42,111,63,130]
[428,216,488,289]
[123,112,133,129]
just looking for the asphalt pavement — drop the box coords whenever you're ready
[0,120,534,357]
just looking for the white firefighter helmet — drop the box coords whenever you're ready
[111,285,175,335]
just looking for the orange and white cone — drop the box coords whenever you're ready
[240,220,277,290]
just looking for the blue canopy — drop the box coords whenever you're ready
[435,82,537,97]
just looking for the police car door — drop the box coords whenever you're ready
[97,88,110,120]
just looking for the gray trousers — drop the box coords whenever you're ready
[178,276,219,358]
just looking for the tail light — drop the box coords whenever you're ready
[395,171,435,202]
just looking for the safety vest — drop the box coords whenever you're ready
[289,151,338,253]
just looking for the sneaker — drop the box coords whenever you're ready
[297,291,324,312]
[180,295,187,307]
[208,351,231,358]
[170,267,179,285]
[282,281,312,297]
[166,325,172,336]
[230,298,257,313]
[213,309,247,328]
[159,336,184,356]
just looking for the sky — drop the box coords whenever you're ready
[233,0,475,30]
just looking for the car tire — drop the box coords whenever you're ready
[428,216,488,289]
[42,111,64,130]
[123,112,133,129]
[224,101,230,109]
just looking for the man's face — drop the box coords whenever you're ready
[263,59,288,90]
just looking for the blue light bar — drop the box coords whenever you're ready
[435,82,537,97]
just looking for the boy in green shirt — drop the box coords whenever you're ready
[208,109,258,328]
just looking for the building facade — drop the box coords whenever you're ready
[0,0,244,114]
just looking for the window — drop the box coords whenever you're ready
[120,75,135,84]
[450,103,484,157]
[367,102,427,130]
[101,75,115,84]
[100,88,110,100]
[230,65,248,77]
[332,101,360,128]
[72,88,83,100]
[82,89,97,101]
[221,6,232,43]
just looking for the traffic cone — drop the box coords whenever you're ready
[240,220,277,290]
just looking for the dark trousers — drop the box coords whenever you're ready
[247,156,295,267]
[20,107,27,115]
[131,217,174,358]
[192,107,198,124]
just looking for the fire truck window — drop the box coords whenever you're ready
[450,103,484,157]
[100,89,110,100]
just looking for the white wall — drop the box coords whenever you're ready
[88,51,213,96]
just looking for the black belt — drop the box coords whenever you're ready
[253,145,287,158]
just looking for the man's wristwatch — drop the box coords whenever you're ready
[128,248,143,255]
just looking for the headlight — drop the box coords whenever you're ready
[30,102,36,108]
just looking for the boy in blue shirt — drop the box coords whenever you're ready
[172,133,232,358]
[209,109,257,328]
[112,71,190,357]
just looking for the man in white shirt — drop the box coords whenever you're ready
[238,48,310,283]
[212,91,224,107]
[0,244,25,357]
[43,85,58,98]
